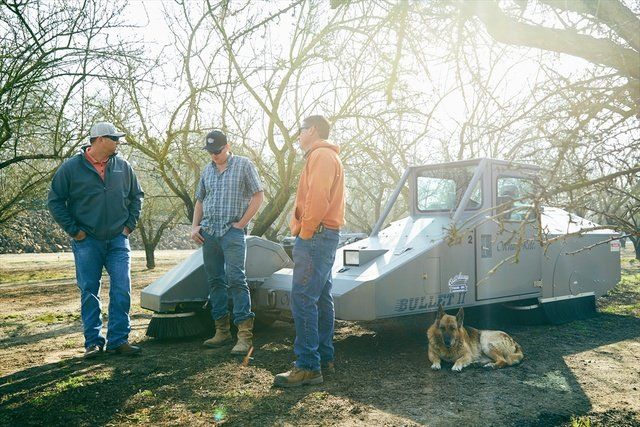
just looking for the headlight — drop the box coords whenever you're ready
[343,249,360,266]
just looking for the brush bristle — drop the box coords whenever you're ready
[540,295,597,325]
[146,313,212,339]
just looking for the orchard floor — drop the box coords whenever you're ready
[0,248,638,426]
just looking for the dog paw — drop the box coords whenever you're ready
[451,364,463,372]
[430,363,441,371]
[483,363,496,369]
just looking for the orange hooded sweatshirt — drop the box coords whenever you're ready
[290,140,345,239]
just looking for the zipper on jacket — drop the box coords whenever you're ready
[103,158,111,241]
[80,152,111,240]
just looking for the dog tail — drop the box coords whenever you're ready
[509,342,524,365]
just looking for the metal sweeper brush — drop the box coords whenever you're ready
[143,249,211,339]
[146,310,213,339]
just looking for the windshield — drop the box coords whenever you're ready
[416,166,482,212]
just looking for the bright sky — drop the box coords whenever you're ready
[127,1,174,47]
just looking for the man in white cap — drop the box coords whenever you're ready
[48,121,144,358]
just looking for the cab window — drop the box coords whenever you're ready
[496,177,534,221]
[417,166,482,212]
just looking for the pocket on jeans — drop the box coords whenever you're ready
[226,227,245,239]
[294,235,313,245]
[71,237,89,254]
[292,238,313,285]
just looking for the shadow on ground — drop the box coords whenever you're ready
[1,310,638,426]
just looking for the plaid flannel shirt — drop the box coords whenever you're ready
[195,154,263,236]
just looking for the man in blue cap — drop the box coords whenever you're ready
[48,121,144,358]
[191,130,264,354]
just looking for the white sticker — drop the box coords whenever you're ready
[448,273,469,293]
[610,241,621,252]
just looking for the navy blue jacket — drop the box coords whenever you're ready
[48,148,144,241]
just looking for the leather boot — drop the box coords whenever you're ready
[273,365,323,388]
[231,318,253,354]
[203,314,232,348]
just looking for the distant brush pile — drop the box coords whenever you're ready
[0,210,196,253]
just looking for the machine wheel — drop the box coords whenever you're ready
[254,313,278,331]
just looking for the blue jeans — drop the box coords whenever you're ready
[202,227,254,325]
[291,229,340,371]
[71,233,131,350]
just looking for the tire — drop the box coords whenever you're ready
[254,313,277,331]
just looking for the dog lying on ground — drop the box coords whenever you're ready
[427,304,523,372]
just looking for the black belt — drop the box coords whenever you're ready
[315,224,339,234]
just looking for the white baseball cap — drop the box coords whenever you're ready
[89,122,126,139]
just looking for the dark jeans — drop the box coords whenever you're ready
[291,229,340,371]
[71,233,131,350]
[202,227,254,325]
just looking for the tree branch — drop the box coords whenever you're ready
[465,0,640,79]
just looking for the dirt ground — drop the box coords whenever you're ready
[1,248,639,426]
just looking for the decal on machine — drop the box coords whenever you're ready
[481,234,492,258]
[394,292,467,313]
[448,273,469,293]
[610,241,621,252]
[496,239,537,252]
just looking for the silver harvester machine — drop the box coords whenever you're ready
[141,158,621,334]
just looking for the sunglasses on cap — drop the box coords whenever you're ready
[105,135,120,142]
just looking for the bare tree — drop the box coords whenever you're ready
[107,0,433,240]
[376,0,640,246]
[104,0,640,251]
[208,0,456,236]
[137,195,182,269]
[456,0,640,247]
[0,0,136,226]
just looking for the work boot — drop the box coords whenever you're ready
[321,361,335,375]
[273,365,323,388]
[107,343,142,356]
[84,345,103,359]
[203,314,232,348]
[231,318,253,355]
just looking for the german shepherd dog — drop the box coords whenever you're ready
[427,304,523,372]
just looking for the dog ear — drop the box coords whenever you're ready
[456,307,464,327]
[437,304,445,321]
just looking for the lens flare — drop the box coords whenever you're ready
[213,406,226,422]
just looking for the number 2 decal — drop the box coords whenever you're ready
[468,235,473,244]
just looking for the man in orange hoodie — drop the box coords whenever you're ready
[274,115,345,388]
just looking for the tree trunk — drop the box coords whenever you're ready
[145,244,156,269]
[630,236,640,260]
[251,187,292,236]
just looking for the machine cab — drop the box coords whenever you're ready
[406,158,543,301]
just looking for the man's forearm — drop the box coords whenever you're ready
[126,173,144,230]
[190,200,205,244]
[192,200,204,228]
[48,170,80,237]
[127,195,143,230]
[48,193,79,237]
[49,202,79,237]
[236,191,264,228]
